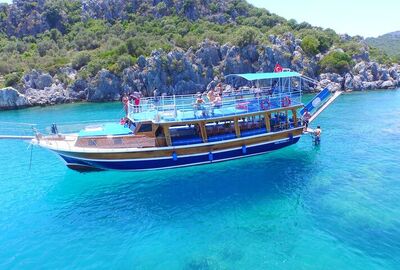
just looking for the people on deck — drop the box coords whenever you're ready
[207,89,215,103]
[193,92,206,118]
[302,108,311,131]
[271,80,278,94]
[216,83,224,95]
[211,93,222,116]
[213,93,222,108]
[153,88,159,105]
[130,92,141,113]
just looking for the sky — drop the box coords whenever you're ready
[0,0,398,37]
[248,0,399,38]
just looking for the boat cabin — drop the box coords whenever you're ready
[74,71,306,149]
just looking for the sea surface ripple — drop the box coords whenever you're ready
[0,90,399,269]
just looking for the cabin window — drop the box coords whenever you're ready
[113,138,123,145]
[169,124,202,146]
[270,111,288,131]
[205,120,236,142]
[88,139,97,146]
[138,124,152,133]
[239,115,267,137]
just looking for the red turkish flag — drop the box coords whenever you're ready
[274,63,283,73]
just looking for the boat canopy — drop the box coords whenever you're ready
[225,72,301,81]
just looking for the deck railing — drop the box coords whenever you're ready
[128,88,302,123]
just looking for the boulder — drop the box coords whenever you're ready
[388,67,399,80]
[362,81,377,90]
[0,87,30,109]
[344,73,353,90]
[371,62,379,81]
[381,80,394,89]
[22,70,40,89]
[220,43,230,58]
[330,82,342,92]
[22,70,53,90]
[379,69,389,81]
[35,74,53,90]
[352,75,363,90]
[59,67,78,80]
[137,55,147,69]
[195,40,221,67]
[319,73,343,84]
[25,83,71,106]
[353,61,367,74]
[87,69,122,102]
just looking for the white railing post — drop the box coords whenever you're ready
[173,95,177,118]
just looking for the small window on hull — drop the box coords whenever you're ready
[88,139,96,146]
[138,124,152,133]
[113,138,123,145]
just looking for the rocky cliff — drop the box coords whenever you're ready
[0,0,399,110]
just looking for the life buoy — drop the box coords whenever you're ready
[120,118,126,125]
[281,96,291,107]
[261,99,270,110]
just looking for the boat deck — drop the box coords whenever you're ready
[128,90,302,123]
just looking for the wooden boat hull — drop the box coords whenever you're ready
[50,128,303,172]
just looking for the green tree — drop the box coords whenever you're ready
[4,72,21,87]
[233,27,258,47]
[72,52,91,70]
[126,37,146,57]
[301,36,320,55]
[319,51,352,74]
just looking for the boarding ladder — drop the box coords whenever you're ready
[300,85,343,127]
[309,90,342,123]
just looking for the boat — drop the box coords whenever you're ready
[31,71,340,171]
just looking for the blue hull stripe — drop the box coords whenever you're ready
[58,137,300,171]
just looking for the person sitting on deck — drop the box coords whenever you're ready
[302,108,312,131]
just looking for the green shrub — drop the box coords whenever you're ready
[37,39,59,57]
[126,37,146,57]
[232,27,258,47]
[301,35,320,55]
[72,52,91,70]
[319,51,352,74]
[340,41,363,56]
[4,72,21,87]
[116,54,134,72]
[86,59,104,77]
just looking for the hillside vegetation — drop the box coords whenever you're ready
[366,31,400,61]
[0,0,399,110]
[0,0,392,85]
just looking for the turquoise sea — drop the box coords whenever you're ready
[0,90,399,269]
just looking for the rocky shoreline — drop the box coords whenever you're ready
[1,37,399,110]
